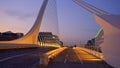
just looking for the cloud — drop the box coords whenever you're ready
[0,10,35,34]
[4,9,35,21]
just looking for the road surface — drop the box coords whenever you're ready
[0,47,113,68]
[35,47,113,68]
[0,47,56,68]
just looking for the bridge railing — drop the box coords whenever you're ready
[84,46,102,53]
[46,47,67,59]
[40,47,67,66]
[77,46,104,60]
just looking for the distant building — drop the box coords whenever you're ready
[86,39,95,46]
[60,41,64,46]
[85,28,103,52]
[38,32,60,47]
[0,31,24,41]
[16,33,24,38]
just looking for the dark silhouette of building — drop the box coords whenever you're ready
[85,29,103,53]
[0,31,24,41]
[60,41,64,46]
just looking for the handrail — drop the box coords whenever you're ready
[76,47,104,60]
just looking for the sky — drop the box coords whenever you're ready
[0,0,120,46]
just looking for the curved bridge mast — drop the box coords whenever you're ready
[0,0,49,44]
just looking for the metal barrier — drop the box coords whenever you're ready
[84,46,102,53]
[40,47,67,66]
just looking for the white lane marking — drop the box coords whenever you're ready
[64,59,67,64]
[73,49,83,64]
[0,52,36,62]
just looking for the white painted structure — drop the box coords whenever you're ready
[73,0,120,68]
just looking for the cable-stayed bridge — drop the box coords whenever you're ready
[0,0,120,68]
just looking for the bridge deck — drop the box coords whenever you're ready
[35,47,113,68]
[0,47,56,68]
[0,47,113,68]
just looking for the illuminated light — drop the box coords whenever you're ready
[73,47,102,62]
[83,58,102,61]
[75,47,104,60]
[52,36,56,39]
[46,47,67,59]
[81,56,97,58]
[95,28,103,38]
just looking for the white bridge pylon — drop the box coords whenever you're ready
[73,0,120,68]
[0,0,49,44]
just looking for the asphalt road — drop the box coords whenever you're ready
[0,47,56,68]
[35,47,113,68]
[0,47,113,68]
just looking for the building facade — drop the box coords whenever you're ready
[38,32,60,47]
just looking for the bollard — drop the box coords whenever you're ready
[40,54,49,66]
